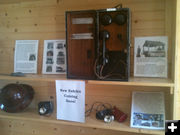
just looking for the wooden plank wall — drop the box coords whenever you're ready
[0,1,178,134]
[0,0,171,77]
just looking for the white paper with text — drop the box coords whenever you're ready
[131,92,165,130]
[14,40,39,73]
[134,36,168,77]
[56,80,85,123]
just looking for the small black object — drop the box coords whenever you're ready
[101,14,112,25]
[10,72,25,77]
[100,30,110,40]
[117,33,122,41]
[96,109,112,120]
[114,13,126,25]
[38,101,53,115]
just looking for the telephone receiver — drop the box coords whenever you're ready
[100,30,110,65]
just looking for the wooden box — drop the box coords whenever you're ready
[66,8,130,81]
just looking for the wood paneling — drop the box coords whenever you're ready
[0,0,178,135]
[0,0,40,4]
[0,0,168,75]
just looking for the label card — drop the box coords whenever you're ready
[56,80,85,123]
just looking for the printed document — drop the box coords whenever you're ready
[42,40,66,74]
[134,36,168,77]
[131,92,165,130]
[56,80,85,123]
[14,40,39,73]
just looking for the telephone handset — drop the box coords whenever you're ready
[100,30,110,66]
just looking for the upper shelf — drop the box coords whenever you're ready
[0,74,174,87]
[88,77,174,87]
[0,109,164,135]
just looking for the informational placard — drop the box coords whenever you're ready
[42,40,66,74]
[134,36,168,78]
[56,80,85,123]
[14,40,39,73]
[131,92,165,130]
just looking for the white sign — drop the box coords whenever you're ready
[14,40,39,73]
[56,80,85,123]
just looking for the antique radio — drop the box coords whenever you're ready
[66,7,130,81]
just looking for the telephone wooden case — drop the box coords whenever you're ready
[66,8,130,81]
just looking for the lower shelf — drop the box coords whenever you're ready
[0,109,164,135]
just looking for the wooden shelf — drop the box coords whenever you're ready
[0,74,67,82]
[0,109,164,135]
[0,74,174,88]
[88,77,174,87]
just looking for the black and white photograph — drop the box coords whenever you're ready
[46,57,53,64]
[136,40,166,58]
[46,65,52,72]
[57,58,65,65]
[47,51,53,56]
[42,40,66,74]
[133,113,164,128]
[29,54,36,61]
[57,43,64,49]
[56,66,65,72]
[57,51,65,65]
[134,36,168,78]
[47,42,54,49]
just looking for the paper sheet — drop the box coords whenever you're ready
[14,40,39,73]
[131,92,165,130]
[56,80,85,123]
[42,40,66,74]
[134,36,168,78]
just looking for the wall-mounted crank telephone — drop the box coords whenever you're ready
[66,6,130,81]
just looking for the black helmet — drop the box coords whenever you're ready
[0,83,34,113]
